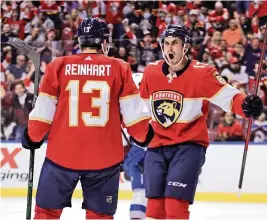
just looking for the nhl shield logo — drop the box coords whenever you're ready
[106,196,112,203]
[152,91,183,128]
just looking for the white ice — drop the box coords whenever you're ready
[1,198,267,220]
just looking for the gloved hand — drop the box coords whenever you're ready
[21,126,44,150]
[242,95,263,119]
[123,138,146,175]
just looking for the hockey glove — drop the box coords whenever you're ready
[21,126,44,150]
[242,95,263,119]
[123,139,146,176]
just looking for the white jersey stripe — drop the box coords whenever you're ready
[29,93,58,123]
[120,95,150,126]
[208,84,240,112]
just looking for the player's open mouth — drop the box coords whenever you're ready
[168,53,174,60]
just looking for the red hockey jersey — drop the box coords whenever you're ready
[28,54,150,170]
[140,60,246,148]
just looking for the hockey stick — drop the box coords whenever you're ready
[8,38,40,219]
[238,25,267,196]
[121,127,131,146]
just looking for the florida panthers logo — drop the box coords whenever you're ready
[152,91,183,128]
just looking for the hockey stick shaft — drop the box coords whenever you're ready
[238,25,267,191]
[121,127,131,146]
[8,38,40,219]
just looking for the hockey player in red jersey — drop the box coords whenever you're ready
[21,18,153,219]
[124,24,263,219]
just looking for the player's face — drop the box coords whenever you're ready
[163,37,184,66]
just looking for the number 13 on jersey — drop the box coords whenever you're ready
[66,80,110,127]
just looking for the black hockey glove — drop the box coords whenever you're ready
[130,124,154,148]
[21,126,44,150]
[242,95,263,119]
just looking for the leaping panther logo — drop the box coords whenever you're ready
[152,91,183,128]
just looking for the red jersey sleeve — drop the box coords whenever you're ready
[118,60,150,142]
[199,64,246,117]
[28,59,60,142]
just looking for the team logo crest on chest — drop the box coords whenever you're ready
[152,90,183,128]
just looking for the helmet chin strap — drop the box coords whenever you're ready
[101,43,110,56]
[161,44,188,68]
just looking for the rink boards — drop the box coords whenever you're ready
[1,142,267,203]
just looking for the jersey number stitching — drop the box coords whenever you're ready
[66,80,110,127]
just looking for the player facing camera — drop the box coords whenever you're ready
[160,25,191,68]
[77,17,111,55]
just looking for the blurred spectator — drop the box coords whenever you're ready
[37,29,63,61]
[69,9,83,34]
[4,9,27,39]
[239,14,252,35]
[31,12,55,33]
[105,1,125,40]
[1,89,16,140]
[139,8,153,33]
[115,47,137,71]
[251,112,267,143]
[216,112,244,141]
[5,55,27,81]
[208,1,229,32]
[1,23,16,44]
[137,31,160,72]
[221,57,248,85]
[24,27,46,49]
[247,1,267,27]
[185,9,205,48]
[233,43,245,64]
[222,19,245,46]
[39,0,61,30]
[244,37,261,77]
[12,81,34,140]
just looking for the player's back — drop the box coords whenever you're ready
[41,54,127,170]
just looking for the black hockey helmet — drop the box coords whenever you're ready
[77,17,111,48]
[160,24,192,46]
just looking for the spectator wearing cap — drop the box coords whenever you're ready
[216,112,244,141]
[221,57,248,86]
[137,30,159,72]
[185,9,205,48]
[156,8,168,37]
